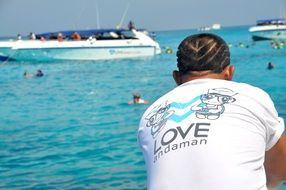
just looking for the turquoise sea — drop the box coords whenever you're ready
[0,26,286,189]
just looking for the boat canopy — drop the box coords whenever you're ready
[256,18,286,26]
[36,29,145,40]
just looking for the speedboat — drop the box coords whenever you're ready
[249,18,286,41]
[0,28,161,62]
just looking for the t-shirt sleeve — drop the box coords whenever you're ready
[262,94,285,151]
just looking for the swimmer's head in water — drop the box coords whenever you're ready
[133,93,141,99]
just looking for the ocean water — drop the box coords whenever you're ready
[0,26,286,190]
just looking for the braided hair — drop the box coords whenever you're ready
[176,33,230,74]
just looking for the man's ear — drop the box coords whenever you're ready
[173,70,182,85]
[222,65,235,80]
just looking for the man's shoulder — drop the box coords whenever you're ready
[202,79,267,93]
[228,81,269,96]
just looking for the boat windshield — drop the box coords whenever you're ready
[257,18,286,26]
[36,29,139,41]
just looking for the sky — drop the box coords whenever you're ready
[0,0,285,37]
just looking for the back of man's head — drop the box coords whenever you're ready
[176,33,230,74]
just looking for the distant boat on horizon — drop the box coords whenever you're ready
[198,23,221,31]
[249,18,286,41]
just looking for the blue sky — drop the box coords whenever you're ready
[0,0,284,36]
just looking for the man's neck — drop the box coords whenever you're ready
[180,72,226,84]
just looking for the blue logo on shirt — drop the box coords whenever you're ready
[145,88,237,138]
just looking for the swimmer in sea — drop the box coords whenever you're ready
[267,62,274,70]
[23,71,33,78]
[35,69,44,77]
[128,93,149,104]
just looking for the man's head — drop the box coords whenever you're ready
[173,33,234,85]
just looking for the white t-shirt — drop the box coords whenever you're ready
[138,79,284,190]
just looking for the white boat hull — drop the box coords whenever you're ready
[0,30,161,61]
[8,45,158,61]
[249,24,286,41]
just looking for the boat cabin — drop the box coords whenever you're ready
[36,29,141,41]
[256,18,286,26]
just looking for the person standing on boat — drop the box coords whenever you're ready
[40,36,45,42]
[16,34,22,41]
[138,33,286,190]
[128,20,136,30]
[57,33,64,42]
[29,32,36,40]
[72,32,81,41]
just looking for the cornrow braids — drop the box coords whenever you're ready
[176,33,230,74]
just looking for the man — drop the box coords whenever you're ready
[138,33,286,190]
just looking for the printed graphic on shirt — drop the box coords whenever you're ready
[145,101,175,138]
[145,88,237,163]
[153,122,211,163]
[167,95,201,123]
[190,88,237,120]
[145,88,237,138]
